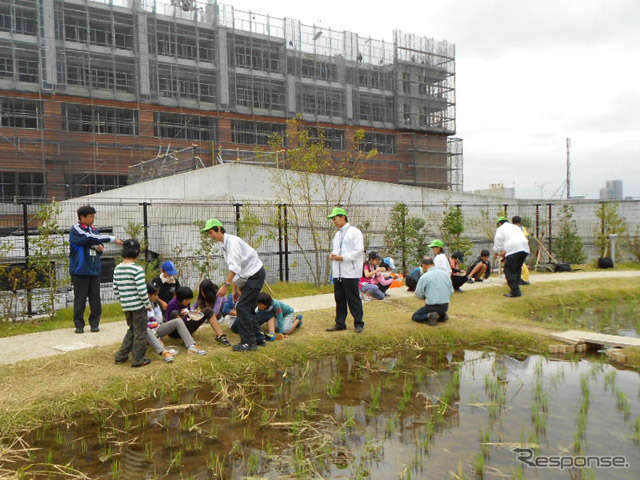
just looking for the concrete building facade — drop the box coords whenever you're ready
[0,0,462,202]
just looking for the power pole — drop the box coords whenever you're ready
[566,137,571,199]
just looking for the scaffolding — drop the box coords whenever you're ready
[0,0,460,200]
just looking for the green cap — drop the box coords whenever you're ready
[428,239,444,248]
[496,216,508,225]
[327,207,348,219]
[201,218,223,233]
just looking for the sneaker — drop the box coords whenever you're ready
[132,358,151,368]
[265,332,276,342]
[355,326,364,333]
[188,344,207,355]
[168,348,179,356]
[326,325,347,332]
[75,328,84,334]
[256,338,267,347]
[215,334,232,346]
[427,312,439,326]
[232,343,257,352]
[90,327,100,333]
[162,351,174,363]
[115,358,126,365]
[475,278,483,283]
[467,278,475,284]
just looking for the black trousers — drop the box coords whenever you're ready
[333,278,364,329]
[72,274,101,330]
[412,303,449,323]
[451,275,468,291]
[504,251,528,296]
[115,307,148,366]
[235,267,266,345]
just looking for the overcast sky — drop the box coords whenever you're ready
[224,0,640,199]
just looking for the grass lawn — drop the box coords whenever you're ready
[2,276,640,438]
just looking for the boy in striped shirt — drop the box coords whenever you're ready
[114,239,152,367]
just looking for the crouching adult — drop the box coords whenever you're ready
[412,256,454,325]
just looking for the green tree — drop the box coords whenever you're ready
[385,203,429,274]
[553,205,586,264]
[594,202,627,259]
[440,205,473,258]
[124,222,160,280]
[268,118,376,285]
[30,202,69,318]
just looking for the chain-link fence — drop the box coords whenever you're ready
[1,199,639,318]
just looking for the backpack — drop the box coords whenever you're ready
[597,257,614,269]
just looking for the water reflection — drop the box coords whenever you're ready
[15,349,640,479]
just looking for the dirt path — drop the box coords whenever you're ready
[2,270,638,366]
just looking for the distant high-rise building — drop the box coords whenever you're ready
[599,180,623,200]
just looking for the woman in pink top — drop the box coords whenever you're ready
[359,251,393,300]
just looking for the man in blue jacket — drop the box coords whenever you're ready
[70,205,122,333]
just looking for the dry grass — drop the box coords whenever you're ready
[1,276,639,438]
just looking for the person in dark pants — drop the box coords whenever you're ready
[412,257,454,325]
[69,205,122,333]
[493,216,530,298]
[203,219,266,352]
[325,207,365,333]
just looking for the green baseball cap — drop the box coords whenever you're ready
[201,218,223,233]
[327,207,348,219]
[428,239,444,248]
[496,216,508,225]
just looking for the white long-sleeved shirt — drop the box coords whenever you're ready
[221,233,263,284]
[493,222,530,256]
[330,223,364,279]
[434,253,452,274]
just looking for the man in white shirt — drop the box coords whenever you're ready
[203,218,266,351]
[493,216,530,298]
[326,207,365,333]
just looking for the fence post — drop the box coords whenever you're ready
[140,202,150,262]
[547,203,553,255]
[233,203,242,236]
[535,204,540,239]
[277,204,284,282]
[22,202,32,316]
[600,202,606,256]
[283,204,289,282]
[503,204,509,217]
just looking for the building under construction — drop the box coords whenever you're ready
[0,0,462,201]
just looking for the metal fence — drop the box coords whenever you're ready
[1,199,638,317]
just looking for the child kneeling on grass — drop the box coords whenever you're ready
[165,286,206,355]
[256,292,303,339]
[114,239,153,367]
[146,283,206,362]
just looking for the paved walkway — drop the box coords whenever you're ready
[2,270,639,366]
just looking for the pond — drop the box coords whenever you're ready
[10,349,640,479]
[533,301,640,338]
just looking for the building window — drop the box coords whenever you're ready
[65,173,127,198]
[232,120,286,146]
[361,132,396,154]
[0,57,12,78]
[156,65,217,103]
[233,37,281,73]
[402,72,411,94]
[403,104,411,124]
[16,59,39,83]
[0,4,37,36]
[303,127,345,151]
[151,22,215,62]
[288,59,337,82]
[301,86,344,117]
[0,98,42,129]
[0,172,46,202]
[154,113,218,141]
[357,94,394,124]
[63,104,139,135]
[234,75,285,111]
[68,65,136,93]
[61,7,133,51]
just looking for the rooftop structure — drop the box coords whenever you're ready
[0,0,461,200]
